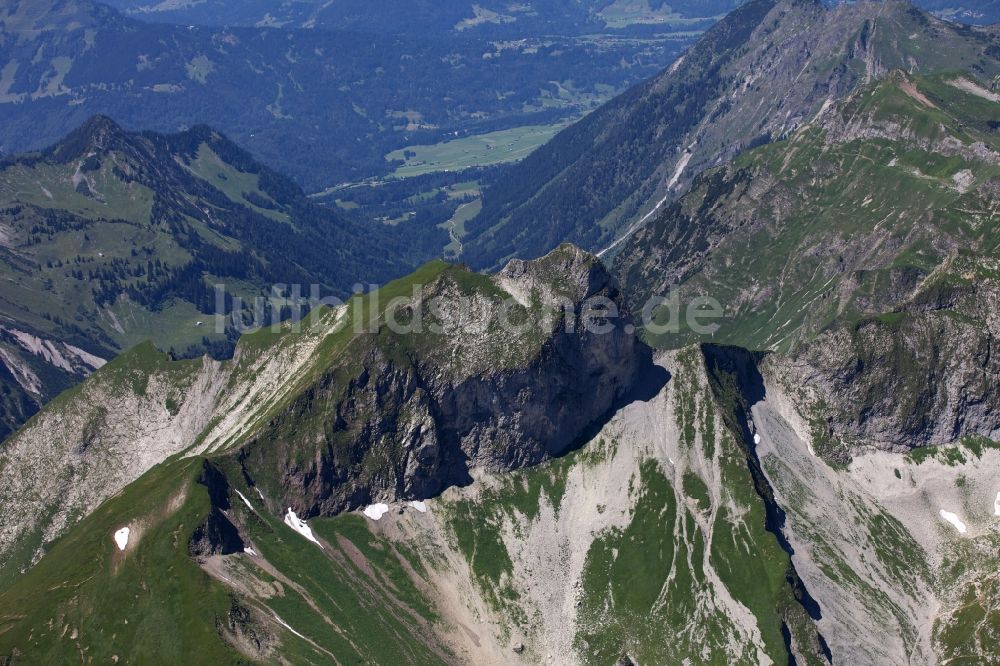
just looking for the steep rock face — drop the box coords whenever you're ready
[0,344,996,663]
[233,245,653,517]
[188,462,245,558]
[0,343,226,579]
[0,246,652,577]
[781,278,1000,454]
[0,326,106,441]
[0,347,831,665]
[752,351,1000,664]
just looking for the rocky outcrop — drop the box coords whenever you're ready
[189,461,245,558]
[233,245,655,517]
[0,245,654,575]
[781,280,1000,453]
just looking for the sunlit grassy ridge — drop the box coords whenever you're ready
[624,72,1000,353]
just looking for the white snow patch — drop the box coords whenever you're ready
[244,547,257,556]
[994,491,1000,517]
[113,526,130,551]
[234,489,254,511]
[753,433,762,445]
[284,508,322,546]
[407,500,427,513]
[255,487,265,501]
[939,510,968,534]
[363,503,390,520]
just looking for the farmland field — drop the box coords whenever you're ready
[385,121,573,178]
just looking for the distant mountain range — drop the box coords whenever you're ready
[0,115,444,439]
[0,0,692,191]
[915,0,1000,23]
[100,0,1000,31]
[100,0,743,34]
[460,0,1000,268]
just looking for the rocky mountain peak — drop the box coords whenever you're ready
[0,245,658,569]
[48,114,130,162]
[496,243,616,307]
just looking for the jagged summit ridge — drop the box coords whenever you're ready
[0,246,654,574]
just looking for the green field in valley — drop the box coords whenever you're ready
[385,121,573,178]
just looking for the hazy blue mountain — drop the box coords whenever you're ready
[99,0,1000,31]
[460,0,1000,269]
[0,0,689,191]
[100,0,743,34]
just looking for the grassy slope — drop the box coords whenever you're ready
[635,72,1000,352]
[435,347,821,664]
[0,453,454,663]
[0,335,822,663]
[0,143,228,356]
[0,459,240,663]
[0,263,465,661]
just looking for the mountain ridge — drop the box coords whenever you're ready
[0,114,445,439]
[0,1,997,663]
[0,245,652,583]
[613,68,1000,460]
[1,336,996,663]
[461,0,1000,269]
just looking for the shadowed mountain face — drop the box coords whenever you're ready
[460,0,1000,269]
[0,284,997,663]
[0,245,653,586]
[0,115,445,439]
